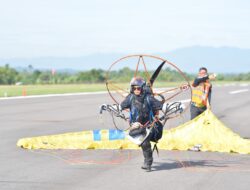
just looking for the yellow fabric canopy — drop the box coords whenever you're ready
[17,109,250,154]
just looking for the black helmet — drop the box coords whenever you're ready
[130,77,146,87]
[130,77,146,93]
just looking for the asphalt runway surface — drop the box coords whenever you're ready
[0,84,250,190]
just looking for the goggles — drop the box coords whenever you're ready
[132,86,142,91]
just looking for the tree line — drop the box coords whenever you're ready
[0,64,250,85]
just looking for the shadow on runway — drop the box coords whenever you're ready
[152,159,228,171]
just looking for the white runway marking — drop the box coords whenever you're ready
[0,90,191,105]
[0,91,108,101]
[229,89,249,94]
[239,83,249,87]
[180,99,191,103]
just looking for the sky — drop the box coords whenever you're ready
[0,0,250,58]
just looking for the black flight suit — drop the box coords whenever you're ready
[121,93,163,168]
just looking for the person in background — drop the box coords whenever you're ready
[190,67,216,119]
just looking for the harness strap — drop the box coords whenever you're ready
[129,94,155,123]
[152,143,159,156]
[129,95,134,124]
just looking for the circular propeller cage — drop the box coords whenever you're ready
[105,54,192,130]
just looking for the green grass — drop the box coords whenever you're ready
[0,82,181,97]
[0,81,249,97]
[0,84,107,97]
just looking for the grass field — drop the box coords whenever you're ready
[0,84,107,97]
[0,81,249,97]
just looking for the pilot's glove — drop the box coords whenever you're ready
[130,122,142,130]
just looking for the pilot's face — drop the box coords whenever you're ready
[132,86,142,96]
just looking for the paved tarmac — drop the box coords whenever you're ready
[0,84,250,190]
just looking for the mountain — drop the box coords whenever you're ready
[0,46,249,73]
[164,46,250,73]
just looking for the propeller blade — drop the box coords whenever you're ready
[149,61,166,85]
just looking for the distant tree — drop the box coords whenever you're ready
[76,69,105,83]
[0,64,19,84]
[28,64,33,72]
[1,64,250,85]
[38,71,51,84]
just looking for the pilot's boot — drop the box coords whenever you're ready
[141,163,152,172]
[141,139,153,172]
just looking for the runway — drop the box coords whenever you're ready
[0,84,250,190]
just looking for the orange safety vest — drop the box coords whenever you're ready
[191,81,211,107]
